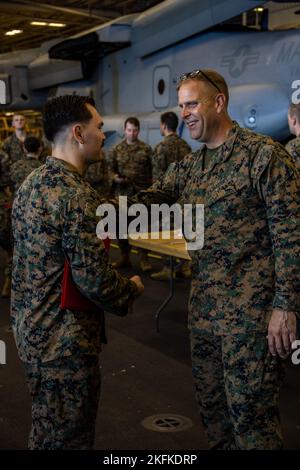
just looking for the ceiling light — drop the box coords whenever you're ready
[254,7,264,12]
[5,29,23,36]
[48,23,66,27]
[31,21,47,26]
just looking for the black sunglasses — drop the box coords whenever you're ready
[179,69,222,93]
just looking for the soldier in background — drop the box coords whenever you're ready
[108,117,153,272]
[151,111,192,281]
[2,114,28,163]
[0,138,42,298]
[152,111,191,181]
[11,95,144,449]
[127,69,300,449]
[84,149,110,197]
[10,136,42,192]
[286,103,300,168]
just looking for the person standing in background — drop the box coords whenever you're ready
[2,114,28,163]
[108,117,153,272]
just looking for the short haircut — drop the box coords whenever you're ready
[289,103,300,123]
[42,95,95,143]
[177,69,229,105]
[124,117,140,130]
[161,112,178,132]
[24,136,41,153]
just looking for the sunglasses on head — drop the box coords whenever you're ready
[179,69,222,93]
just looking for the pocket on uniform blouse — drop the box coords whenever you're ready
[205,180,244,207]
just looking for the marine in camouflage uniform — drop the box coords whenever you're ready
[1,115,31,197]
[128,71,300,449]
[1,138,42,297]
[108,139,152,196]
[2,133,26,163]
[11,96,142,449]
[2,113,28,163]
[84,149,110,197]
[108,117,153,271]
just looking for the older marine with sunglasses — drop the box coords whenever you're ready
[129,68,300,449]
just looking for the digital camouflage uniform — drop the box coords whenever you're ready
[129,122,300,449]
[152,133,191,182]
[108,139,152,256]
[11,156,138,449]
[2,133,27,163]
[10,157,41,192]
[84,150,110,197]
[108,139,152,196]
[285,136,300,169]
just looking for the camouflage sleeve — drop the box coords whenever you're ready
[152,142,168,182]
[251,144,300,312]
[128,160,181,207]
[62,192,138,315]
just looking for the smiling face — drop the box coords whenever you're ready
[178,80,218,143]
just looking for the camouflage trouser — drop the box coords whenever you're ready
[23,354,101,450]
[190,329,285,450]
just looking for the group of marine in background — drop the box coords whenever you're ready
[0,109,199,298]
[1,103,300,298]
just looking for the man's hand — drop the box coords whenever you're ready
[130,275,144,296]
[267,309,297,358]
[113,174,127,184]
[127,275,144,314]
[4,187,12,197]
